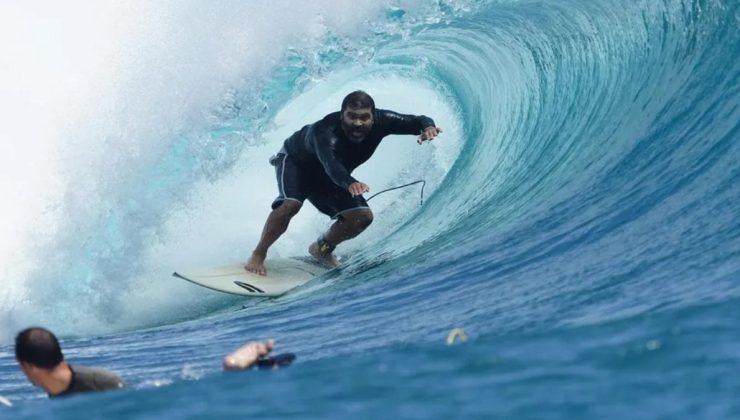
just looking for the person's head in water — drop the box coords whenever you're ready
[15,327,65,387]
[341,90,375,144]
[15,326,126,397]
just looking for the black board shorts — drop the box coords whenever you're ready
[270,153,369,220]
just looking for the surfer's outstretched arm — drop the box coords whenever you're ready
[375,109,441,144]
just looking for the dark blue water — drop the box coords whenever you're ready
[2,0,739,418]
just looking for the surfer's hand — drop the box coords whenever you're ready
[348,182,369,197]
[223,339,274,371]
[417,126,442,144]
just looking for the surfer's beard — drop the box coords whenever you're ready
[343,123,371,144]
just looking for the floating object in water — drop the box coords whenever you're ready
[256,353,296,369]
[446,328,468,345]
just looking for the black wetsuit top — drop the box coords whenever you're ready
[50,365,126,398]
[282,109,436,189]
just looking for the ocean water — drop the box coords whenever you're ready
[1,0,739,418]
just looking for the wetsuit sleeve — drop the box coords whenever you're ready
[312,128,358,189]
[93,371,126,390]
[376,109,436,136]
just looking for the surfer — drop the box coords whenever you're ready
[245,90,442,275]
[14,327,126,398]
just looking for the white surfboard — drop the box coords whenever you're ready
[173,257,329,297]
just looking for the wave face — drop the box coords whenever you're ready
[380,0,740,330]
[1,0,739,417]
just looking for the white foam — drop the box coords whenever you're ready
[0,0,393,340]
[0,1,462,339]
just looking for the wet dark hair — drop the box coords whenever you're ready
[15,327,64,369]
[341,90,375,112]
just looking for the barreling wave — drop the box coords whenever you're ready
[366,0,740,329]
[3,0,738,342]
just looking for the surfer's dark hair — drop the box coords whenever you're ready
[341,90,375,112]
[15,327,64,369]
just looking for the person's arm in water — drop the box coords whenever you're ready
[223,340,274,371]
[376,110,443,144]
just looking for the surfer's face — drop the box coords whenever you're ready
[341,107,374,144]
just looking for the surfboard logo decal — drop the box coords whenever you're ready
[234,281,265,294]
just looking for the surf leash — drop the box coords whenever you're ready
[366,180,427,205]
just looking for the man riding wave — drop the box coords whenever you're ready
[246,90,442,275]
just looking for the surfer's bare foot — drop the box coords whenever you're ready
[245,252,267,276]
[223,339,274,371]
[308,242,340,268]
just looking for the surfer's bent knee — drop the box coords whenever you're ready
[344,208,373,229]
[275,200,302,217]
